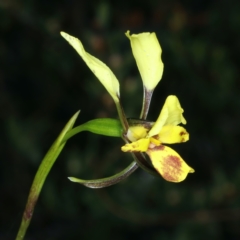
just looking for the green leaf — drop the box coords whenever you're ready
[62,118,122,142]
[16,110,80,240]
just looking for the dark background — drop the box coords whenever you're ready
[1,0,240,239]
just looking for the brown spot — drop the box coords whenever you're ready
[151,145,165,151]
[153,134,159,139]
[180,131,186,136]
[161,155,182,182]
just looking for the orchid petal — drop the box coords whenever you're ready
[157,125,189,144]
[121,138,150,152]
[147,145,194,182]
[61,32,120,103]
[147,95,186,137]
[126,31,164,91]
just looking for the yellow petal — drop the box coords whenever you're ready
[60,32,120,103]
[125,31,164,91]
[147,145,194,182]
[157,125,189,144]
[121,138,150,152]
[147,95,186,137]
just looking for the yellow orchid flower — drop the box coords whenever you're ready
[122,95,194,182]
[60,30,194,183]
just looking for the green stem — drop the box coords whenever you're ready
[16,145,65,240]
[115,98,129,134]
[16,111,79,240]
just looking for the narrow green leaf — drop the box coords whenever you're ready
[16,111,80,240]
[62,118,122,142]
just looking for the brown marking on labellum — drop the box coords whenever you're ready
[161,155,182,182]
[180,131,188,142]
[151,145,165,151]
[180,131,186,136]
[152,134,159,140]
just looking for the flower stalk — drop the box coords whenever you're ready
[140,87,153,120]
[16,111,80,240]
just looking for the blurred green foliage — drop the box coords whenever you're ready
[1,0,240,239]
